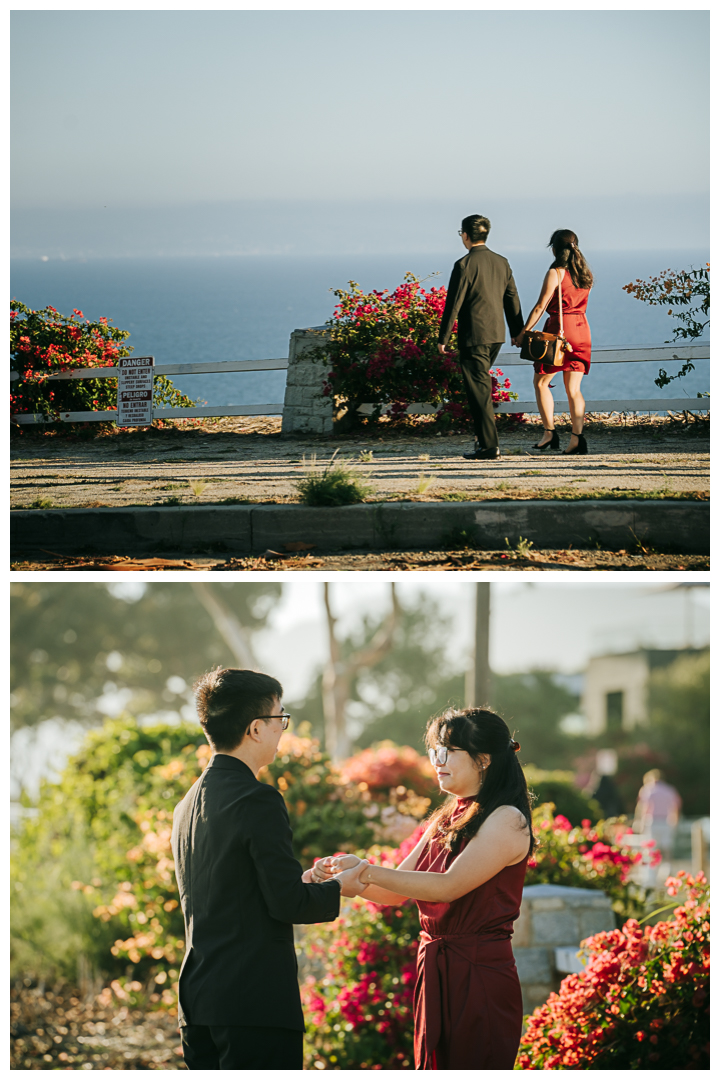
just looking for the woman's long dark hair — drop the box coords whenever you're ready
[549,229,593,290]
[423,707,536,856]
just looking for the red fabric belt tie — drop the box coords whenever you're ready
[417,930,511,1066]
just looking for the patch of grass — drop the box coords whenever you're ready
[220,496,252,505]
[416,473,435,495]
[357,450,374,463]
[162,496,183,506]
[439,492,469,502]
[521,469,544,477]
[295,452,375,507]
[494,481,510,491]
[417,453,430,462]
[188,479,208,496]
[30,497,54,509]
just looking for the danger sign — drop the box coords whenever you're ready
[117,356,154,427]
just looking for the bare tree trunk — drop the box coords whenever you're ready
[466,583,491,708]
[191,583,256,668]
[322,583,401,762]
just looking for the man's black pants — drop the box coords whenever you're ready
[180,1023,303,1070]
[458,342,503,449]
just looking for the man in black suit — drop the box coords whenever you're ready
[438,214,524,459]
[171,667,367,1070]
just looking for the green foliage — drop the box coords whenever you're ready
[493,670,585,771]
[10,582,281,730]
[11,718,372,989]
[645,650,709,815]
[295,453,375,506]
[290,593,465,754]
[517,872,710,1069]
[524,766,602,825]
[10,300,195,422]
[622,265,710,387]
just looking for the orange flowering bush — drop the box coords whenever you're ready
[516,871,709,1069]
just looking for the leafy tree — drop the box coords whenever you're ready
[644,650,709,816]
[492,670,586,771]
[290,592,466,754]
[10,582,282,732]
[622,264,710,388]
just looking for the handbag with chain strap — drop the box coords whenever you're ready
[520,268,573,366]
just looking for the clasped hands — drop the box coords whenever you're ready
[302,854,368,897]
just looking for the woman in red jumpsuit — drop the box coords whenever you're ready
[321,708,535,1070]
[514,229,593,454]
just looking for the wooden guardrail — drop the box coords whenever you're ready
[10,343,708,424]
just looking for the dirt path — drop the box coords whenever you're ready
[11,416,709,510]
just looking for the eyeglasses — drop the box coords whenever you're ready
[255,713,291,730]
[429,746,461,767]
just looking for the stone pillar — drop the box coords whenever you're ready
[513,884,616,1015]
[281,326,334,436]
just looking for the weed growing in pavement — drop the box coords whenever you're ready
[442,528,477,549]
[188,479,208,496]
[439,493,469,502]
[417,453,430,461]
[162,496,182,506]
[358,450,374,463]
[416,473,435,495]
[30,497,54,509]
[296,451,375,507]
[504,536,535,559]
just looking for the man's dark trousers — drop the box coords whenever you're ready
[180,1024,303,1069]
[459,342,503,449]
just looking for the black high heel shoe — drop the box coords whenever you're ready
[533,429,559,451]
[563,433,588,455]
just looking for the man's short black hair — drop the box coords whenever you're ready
[462,214,491,243]
[193,668,284,753]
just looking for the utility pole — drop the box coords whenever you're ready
[466,583,491,708]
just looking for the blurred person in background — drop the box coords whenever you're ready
[634,769,682,859]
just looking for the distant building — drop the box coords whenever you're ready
[581,648,707,736]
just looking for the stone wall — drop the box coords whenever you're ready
[514,884,616,1014]
[281,327,333,436]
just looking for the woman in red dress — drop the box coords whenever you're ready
[321,708,535,1070]
[513,229,593,455]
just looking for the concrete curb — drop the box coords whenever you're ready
[11,500,709,556]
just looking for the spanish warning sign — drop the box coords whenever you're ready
[117,356,154,427]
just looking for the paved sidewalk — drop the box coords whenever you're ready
[10,418,709,510]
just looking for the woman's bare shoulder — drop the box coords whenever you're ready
[485,804,529,831]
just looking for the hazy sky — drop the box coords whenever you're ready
[12,9,708,214]
[254,582,710,701]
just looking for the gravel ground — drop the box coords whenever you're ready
[10,981,183,1070]
[11,414,709,510]
[11,549,709,572]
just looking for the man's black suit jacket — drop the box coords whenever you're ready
[438,244,524,348]
[171,753,341,1031]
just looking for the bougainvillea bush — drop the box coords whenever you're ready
[10,301,194,424]
[516,871,709,1070]
[527,805,661,923]
[312,274,520,428]
[301,827,425,1070]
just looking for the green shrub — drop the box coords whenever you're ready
[525,765,602,824]
[295,453,374,506]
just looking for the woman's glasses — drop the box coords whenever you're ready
[429,746,457,767]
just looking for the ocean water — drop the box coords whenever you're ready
[10,249,709,407]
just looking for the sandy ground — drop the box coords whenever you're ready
[11,415,709,510]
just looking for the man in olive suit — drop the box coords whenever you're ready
[438,214,524,459]
[171,667,366,1070]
